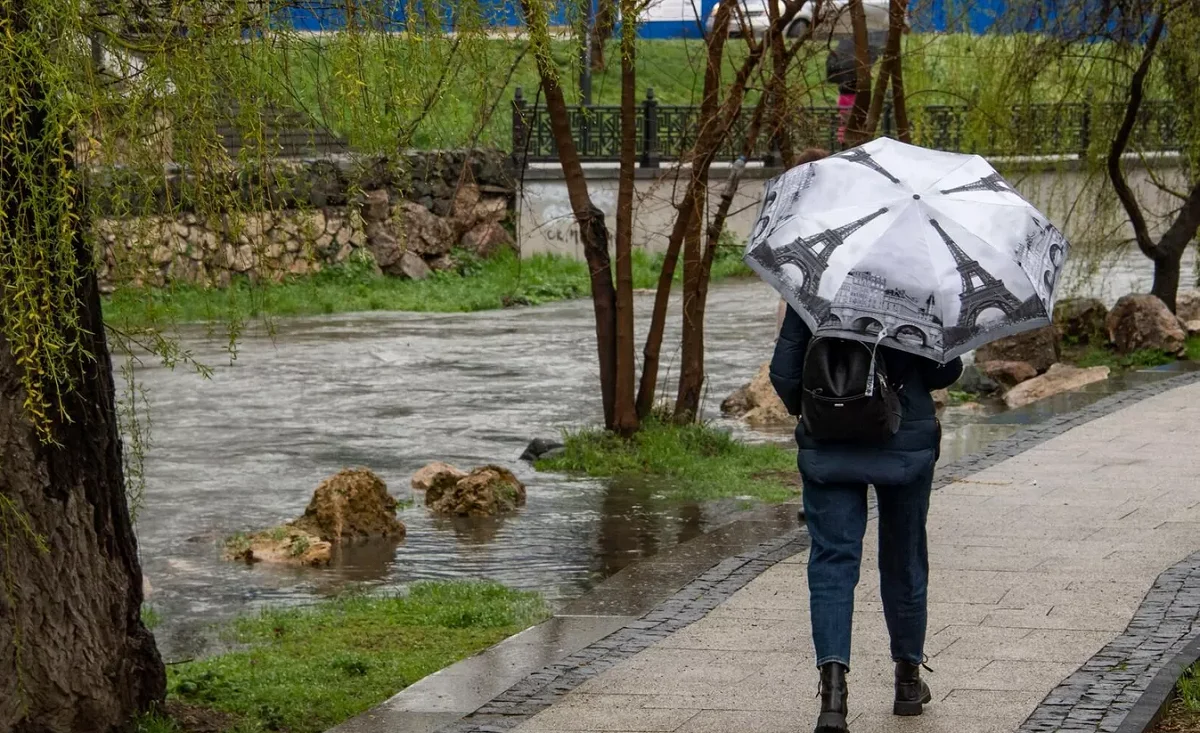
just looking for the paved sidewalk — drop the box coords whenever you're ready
[502,381,1200,733]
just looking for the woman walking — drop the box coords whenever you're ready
[745,137,1068,733]
[770,303,961,732]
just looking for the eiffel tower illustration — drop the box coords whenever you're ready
[833,148,901,184]
[929,218,1023,328]
[751,207,890,301]
[940,172,1018,196]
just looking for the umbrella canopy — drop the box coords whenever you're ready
[744,137,1069,363]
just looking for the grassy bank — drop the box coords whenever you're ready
[141,581,549,733]
[236,33,1165,151]
[103,246,753,328]
[538,417,799,504]
[1062,335,1200,372]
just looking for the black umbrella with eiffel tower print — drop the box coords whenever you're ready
[744,137,1069,363]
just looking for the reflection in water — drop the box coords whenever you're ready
[134,250,1187,659]
[431,514,510,546]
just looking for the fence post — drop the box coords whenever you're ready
[1079,92,1092,160]
[883,97,894,138]
[512,87,528,159]
[641,88,660,169]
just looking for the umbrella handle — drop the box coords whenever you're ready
[864,328,889,397]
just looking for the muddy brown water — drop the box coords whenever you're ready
[134,252,1196,660]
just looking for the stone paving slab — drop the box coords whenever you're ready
[446,377,1200,733]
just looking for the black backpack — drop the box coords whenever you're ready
[801,336,902,443]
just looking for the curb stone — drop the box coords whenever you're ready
[442,370,1200,733]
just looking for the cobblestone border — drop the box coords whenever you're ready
[1019,550,1200,733]
[444,370,1200,733]
[1117,619,1200,733]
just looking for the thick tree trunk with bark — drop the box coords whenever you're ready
[0,25,165,725]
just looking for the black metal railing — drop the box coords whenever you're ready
[510,87,1186,165]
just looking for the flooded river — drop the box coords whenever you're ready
[136,249,1195,660]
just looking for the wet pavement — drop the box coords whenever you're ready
[133,248,1197,660]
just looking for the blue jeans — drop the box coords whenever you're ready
[802,471,932,670]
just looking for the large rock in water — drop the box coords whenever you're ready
[225,527,332,567]
[428,465,526,516]
[974,326,1060,374]
[1106,294,1186,355]
[294,468,405,541]
[1054,298,1109,344]
[721,362,793,426]
[223,468,404,568]
[1004,364,1111,408]
[411,461,467,492]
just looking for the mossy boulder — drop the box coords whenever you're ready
[223,468,404,567]
[293,468,405,541]
[1054,298,1108,345]
[223,527,331,567]
[427,465,526,517]
[411,461,468,493]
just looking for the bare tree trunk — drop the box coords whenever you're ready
[765,3,794,166]
[634,0,734,419]
[889,0,911,145]
[864,0,905,137]
[635,0,797,418]
[1104,10,1200,313]
[612,0,639,435]
[0,6,165,723]
[673,104,763,421]
[674,180,707,421]
[592,0,616,71]
[521,0,619,425]
[845,0,873,145]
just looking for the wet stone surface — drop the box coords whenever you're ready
[434,371,1200,733]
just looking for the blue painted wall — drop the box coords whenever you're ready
[285,0,1129,40]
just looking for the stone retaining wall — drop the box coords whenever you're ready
[94,149,516,291]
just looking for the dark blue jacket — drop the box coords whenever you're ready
[769,306,963,487]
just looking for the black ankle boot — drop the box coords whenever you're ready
[893,661,932,716]
[814,663,849,733]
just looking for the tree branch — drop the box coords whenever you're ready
[1105,12,1164,261]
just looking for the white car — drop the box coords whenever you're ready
[704,0,896,40]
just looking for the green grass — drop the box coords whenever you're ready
[538,417,799,503]
[230,32,1166,152]
[141,604,162,630]
[1180,662,1200,711]
[155,581,549,733]
[1062,335,1200,371]
[103,245,753,328]
[946,389,975,406]
[1149,662,1200,732]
